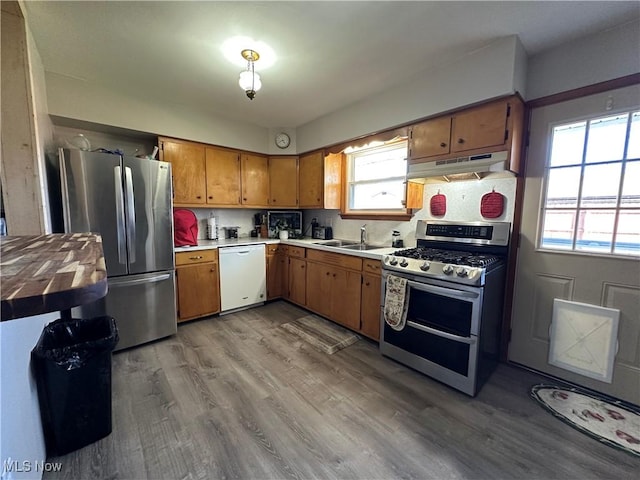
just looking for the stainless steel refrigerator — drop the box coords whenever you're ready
[56,148,177,350]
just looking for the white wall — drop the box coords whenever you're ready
[45,73,270,154]
[0,312,59,480]
[296,36,526,152]
[527,20,640,100]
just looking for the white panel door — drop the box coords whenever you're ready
[509,84,640,405]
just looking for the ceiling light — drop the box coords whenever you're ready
[238,49,261,100]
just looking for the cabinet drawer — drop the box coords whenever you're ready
[288,246,306,258]
[266,244,287,255]
[363,259,382,275]
[175,249,218,266]
[307,249,363,271]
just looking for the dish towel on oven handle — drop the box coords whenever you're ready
[384,274,409,331]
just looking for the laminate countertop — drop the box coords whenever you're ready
[0,233,108,322]
[175,237,400,260]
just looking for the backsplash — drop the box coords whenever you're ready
[186,176,516,245]
[304,176,517,248]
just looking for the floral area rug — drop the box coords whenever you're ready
[531,384,640,457]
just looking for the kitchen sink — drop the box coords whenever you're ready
[339,244,386,251]
[313,239,359,247]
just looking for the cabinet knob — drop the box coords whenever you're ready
[189,255,203,260]
[210,268,216,272]
[440,142,447,148]
[208,196,213,199]
[196,195,202,199]
[457,138,465,144]
[273,199,276,202]
[365,282,370,286]
[243,198,247,201]
[301,265,305,269]
[326,272,330,276]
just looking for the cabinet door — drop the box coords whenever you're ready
[176,263,220,321]
[299,151,324,208]
[269,156,298,207]
[241,153,269,206]
[160,139,206,205]
[323,152,342,210]
[331,268,361,331]
[267,252,288,299]
[288,257,307,306]
[206,147,241,205]
[451,100,509,153]
[360,273,381,340]
[409,116,451,159]
[305,261,332,317]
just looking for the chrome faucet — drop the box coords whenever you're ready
[360,224,367,245]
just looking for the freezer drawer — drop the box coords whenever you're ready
[73,271,177,351]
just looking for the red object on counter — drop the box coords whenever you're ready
[480,189,504,218]
[430,192,447,216]
[173,209,198,246]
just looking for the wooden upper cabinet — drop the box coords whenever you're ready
[159,137,206,205]
[408,96,522,165]
[409,116,451,159]
[299,151,324,208]
[241,153,269,207]
[269,156,298,208]
[205,147,241,206]
[323,152,342,210]
[450,100,509,153]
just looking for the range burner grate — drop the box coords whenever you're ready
[393,247,503,268]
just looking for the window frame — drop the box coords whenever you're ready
[537,108,640,258]
[341,139,413,220]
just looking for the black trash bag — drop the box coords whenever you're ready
[31,316,119,456]
[32,316,119,370]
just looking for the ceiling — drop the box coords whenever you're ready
[23,1,639,129]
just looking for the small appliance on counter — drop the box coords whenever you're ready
[392,230,403,248]
[223,226,239,239]
[312,226,333,240]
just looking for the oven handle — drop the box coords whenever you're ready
[407,320,477,345]
[406,280,479,299]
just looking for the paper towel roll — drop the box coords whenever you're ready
[207,217,217,240]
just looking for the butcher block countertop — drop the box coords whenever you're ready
[0,234,108,322]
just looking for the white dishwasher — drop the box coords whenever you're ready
[219,244,267,313]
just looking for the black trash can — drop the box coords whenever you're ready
[31,316,119,456]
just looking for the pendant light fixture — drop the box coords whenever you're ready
[238,49,261,100]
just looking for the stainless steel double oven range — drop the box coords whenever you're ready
[380,220,511,396]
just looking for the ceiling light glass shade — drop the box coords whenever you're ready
[238,70,262,92]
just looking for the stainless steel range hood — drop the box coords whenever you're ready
[407,151,510,179]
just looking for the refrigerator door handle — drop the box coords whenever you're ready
[108,272,172,287]
[114,166,127,265]
[124,166,136,263]
[59,148,72,232]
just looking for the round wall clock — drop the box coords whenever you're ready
[275,132,291,149]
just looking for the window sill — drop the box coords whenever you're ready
[339,212,414,221]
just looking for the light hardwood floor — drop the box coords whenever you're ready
[45,301,639,479]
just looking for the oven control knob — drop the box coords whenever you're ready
[442,264,454,275]
[389,256,399,266]
[467,269,479,280]
[456,267,469,277]
[419,261,430,271]
[399,259,409,267]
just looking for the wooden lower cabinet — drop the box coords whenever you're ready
[360,273,382,340]
[306,255,362,332]
[288,257,306,306]
[266,244,288,300]
[175,250,220,322]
